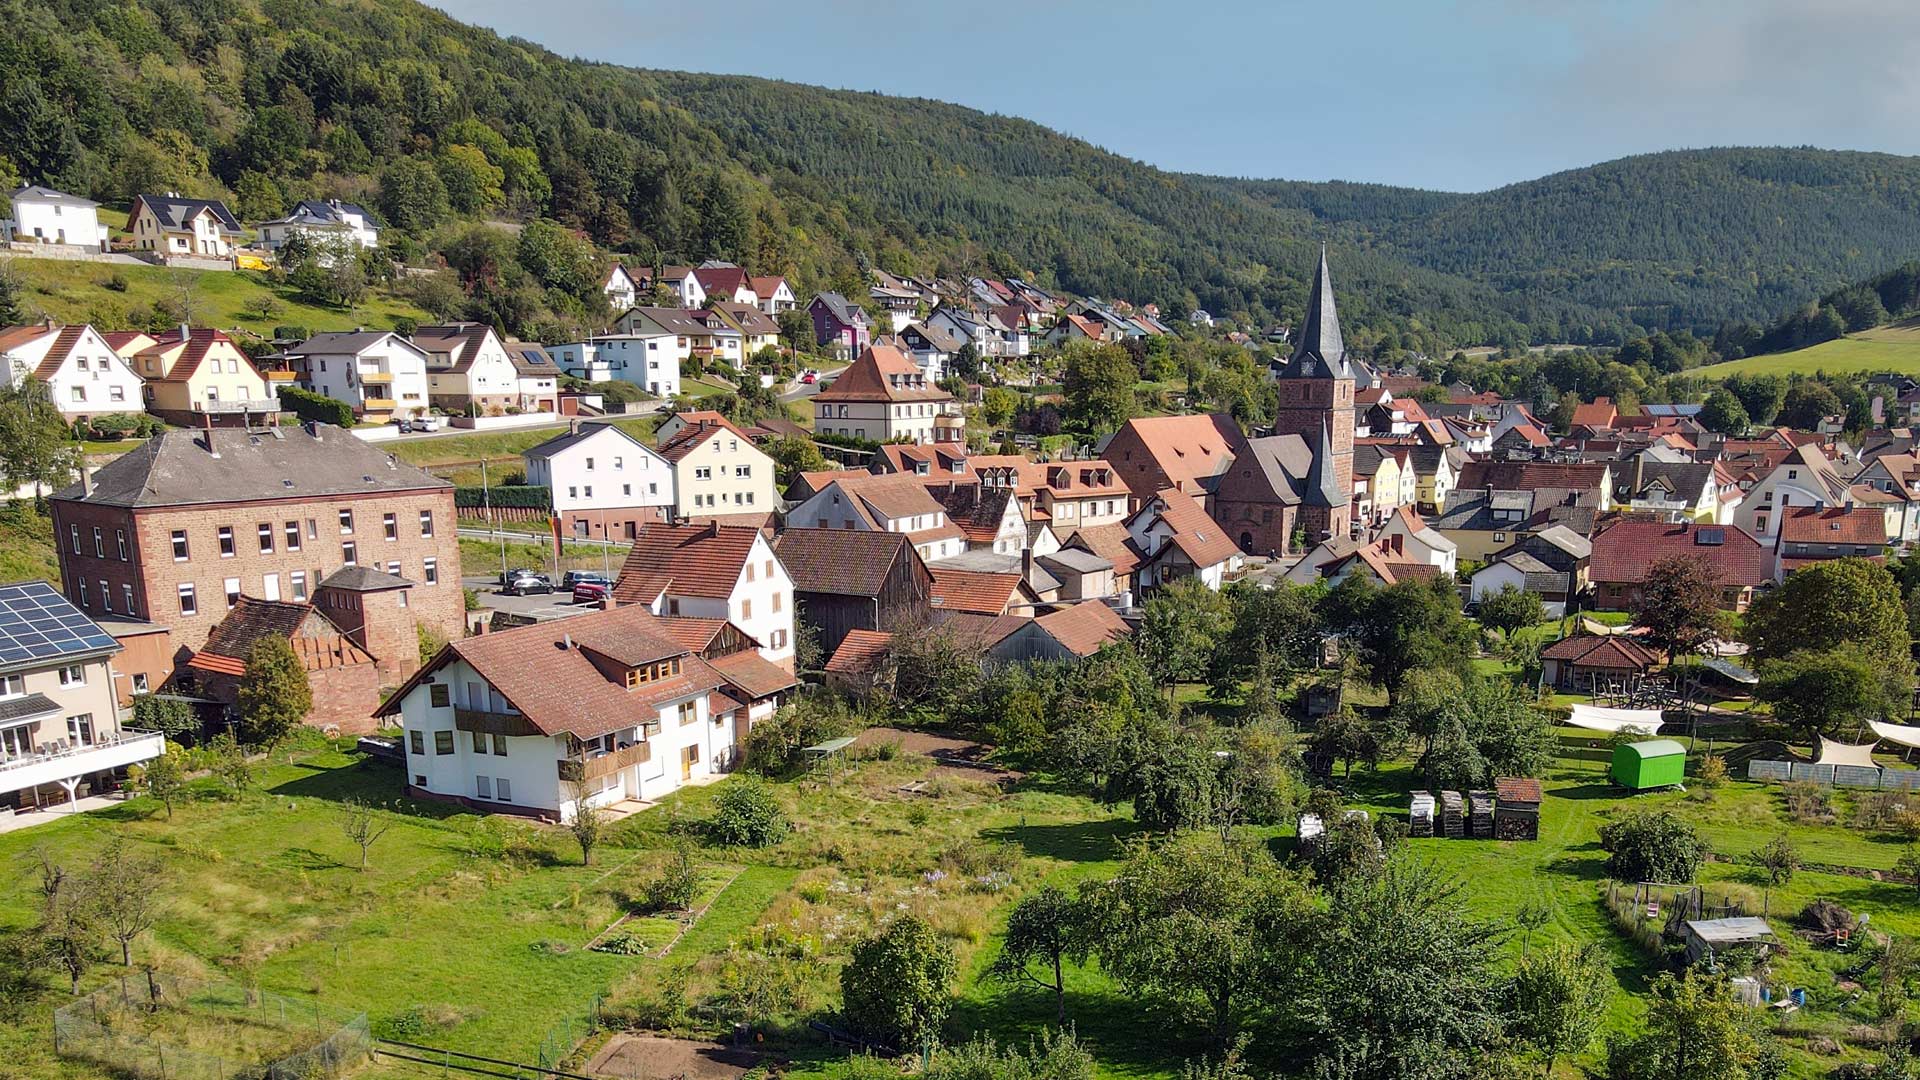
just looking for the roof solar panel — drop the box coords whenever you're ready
[0,581,120,668]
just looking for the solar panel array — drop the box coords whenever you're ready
[0,582,117,668]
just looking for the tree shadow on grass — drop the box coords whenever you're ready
[950,980,1215,1077]
[1553,783,1627,801]
[979,817,1139,863]
[266,757,469,820]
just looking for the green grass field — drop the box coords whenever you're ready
[9,257,428,340]
[1699,330,1920,378]
[0,503,59,584]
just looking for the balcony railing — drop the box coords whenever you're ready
[198,398,281,414]
[0,730,164,795]
[362,397,397,411]
[262,370,300,382]
[558,741,651,782]
[358,371,394,384]
[454,707,541,737]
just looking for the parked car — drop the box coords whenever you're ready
[412,415,442,432]
[500,572,552,596]
[571,580,610,604]
[799,372,817,385]
[498,567,539,586]
[562,571,610,589]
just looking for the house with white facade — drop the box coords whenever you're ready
[127,194,241,257]
[613,307,745,373]
[1125,488,1241,590]
[414,324,523,414]
[611,522,796,666]
[656,414,778,520]
[634,266,705,309]
[1376,506,1458,577]
[378,604,792,821]
[750,276,796,314]
[286,331,431,421]
[255,200,380,256]
[604,265,641,310]
[1732,443,1855,542]
[506,343,559,413]
[548,333,675,398]
[1853,451,1920,545]
[784,472,968,563]
[692,265,760,308]
[0,323,143,419]
[811,345,961,446]
[522,422,675,538]
[5,186,109,250]
[0,581,163,813]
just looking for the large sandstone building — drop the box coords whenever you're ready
[1267,247,1355,545]
[49,422,464,693]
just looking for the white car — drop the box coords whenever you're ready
[399,415,441,433]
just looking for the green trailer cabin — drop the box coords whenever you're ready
[1612,739,1687,790]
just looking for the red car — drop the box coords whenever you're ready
[799,372,817,384]
[571,581,610,604]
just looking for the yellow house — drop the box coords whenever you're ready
[127,194,241,257]
[656,414,777,520]
[108,327,277,426]
[1353,444,1410,526]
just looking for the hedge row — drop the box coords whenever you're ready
[278,385,355,429]
[454,485,551,509]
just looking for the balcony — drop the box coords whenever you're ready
[454,707,541,737]
[0,730,164,797]
[262,370,300,383]
[358,371,394,384]
[362,396,397,411]
[558,740,651,782]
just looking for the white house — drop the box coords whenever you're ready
[5,186,109,250]
[379,605,792,821]
[255,200,381,256]
[506,343,559,413]
[811,344,961,446]
[1732,443,1854,542]
[127,194,240,257]
[613,307,745,374]
[604,265,641,310]
[1125,489,1240,590]
[785,473,968,563]
[1376,506,1457,577]
[612,522,796,667]
[285,331,431,421]
[750,275,796,314]
[550,332,682,397]
[0,323,143,419]
[635,266,705,309]
[522,422,674,524]
[413,324,523,414]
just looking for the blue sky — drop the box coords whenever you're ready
[434,0,1920,193]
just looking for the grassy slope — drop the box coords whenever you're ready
[0,503,60,585]
[8,257,428,339]
[1698,332,1920,377]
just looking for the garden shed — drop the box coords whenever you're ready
[1612,739,1687,790]
[1493,777,1542,840]
[1682,917,1777,966]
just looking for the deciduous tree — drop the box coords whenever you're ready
[236,637,311,752]
[841,913,956,1051]
[989,884,1083,1024]
[1633,555,1727,660]
[1604,973,1774,1080]
[1509,942,1609,1077]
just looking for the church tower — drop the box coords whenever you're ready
[1270,246,1354,541]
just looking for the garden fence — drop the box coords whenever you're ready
[53,972,370,1080]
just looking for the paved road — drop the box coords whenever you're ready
[779,365,846,403]
[456,525,631,548]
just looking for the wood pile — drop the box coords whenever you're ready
[1439,790,1465,838]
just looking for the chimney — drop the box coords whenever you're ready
[201,411,219,457]
[178,322,190,342]
[1022,545,1034,582]
[569,418,581,436]
[80,461,93,498]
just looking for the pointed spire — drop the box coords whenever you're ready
[1279,244,1351,381]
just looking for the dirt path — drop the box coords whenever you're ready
[854,726,1022,782]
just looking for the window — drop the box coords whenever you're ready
[77,579,88,608]
[429,684,450,708]
[59,664,84,687]
[386,560,401,576]
[772,629,788,649]
[613,456,623,469]
[0,674,20,698]
[290,571,307,601]
[492,734,507,757]
[495,777,511,802]
[286,521,301,551]
[475,776,492,800]
[585,457,595,471]
[397,591,409,609]
[262,573,280,601]
[568,487,577,499]
[1492,533,1506,543]
[384,513,397,541]
[70,525,80,555]
[419,510,434,537]
[409,730,425,755]
[306,519,318,541]
[736,465,750,478]
[338,509,354,534]
[741,598,752,620]
[122,584,136,616]
[92,527,104,557]
[765,559,774,579]
[177,583,196,615]
[257,523,274,554]
[745,562,755,583]
[434,730,454,755]
[472,730,488,753]
[131,673,148,694]
[224,578,241,609]
[695,467,711,480]
[678,701,698,726]
[583,486,592,498]
[424,558,439,585]
[66,714,94,746]
[98,580,110,612]
[115,530,128,560]
[342,542,357,566]
[772,592,783,613]
[217,526,235,557]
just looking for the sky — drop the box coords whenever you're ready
[433,0,1920,193]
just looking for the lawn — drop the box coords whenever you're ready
[9,257,427,341]
[392,416,660,478]
[1698,333,1920,378]
[0,502,59,584]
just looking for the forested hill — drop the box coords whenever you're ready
[1232,149,1920,333]
[6,0,1920,350]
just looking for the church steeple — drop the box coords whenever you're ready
[1304,414,1349,509]
[1277,244,1351,381]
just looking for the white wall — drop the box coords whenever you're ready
[529,428,675,514]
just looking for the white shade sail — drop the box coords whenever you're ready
[1870,720,1920,750]
[1567,704,1664,735]
[1816,736,1879,768]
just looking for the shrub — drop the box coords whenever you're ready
[1600,809,1704,883]
[1782,780,1834,824]
[103,272,129,293]
[453,485,550,509]
[391,316,418,336]
[841,914,956,1051]
[710,776,790,847]
[272,325,310,341]
[278,385,356,429]
[641,839,701,913]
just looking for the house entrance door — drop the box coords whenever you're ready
[681,744,696,781]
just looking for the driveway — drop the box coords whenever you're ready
[462,575,605,622]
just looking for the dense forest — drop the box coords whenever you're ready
[6,0,1920,351]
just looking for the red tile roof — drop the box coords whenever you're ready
[1588,520,1770,587]
[813,345,953,404]
[1064,524,1144,577]
[708,649,796,700]
[613,522,759,601]
[1778,506,1888,546]
[1138,488,1239,569]
[825,629,892,675]
[774,528,921,596]
[1570,398,1618,430]
[928,568,1024,615]
[657,415,759,463]
[187,596,372,676]
[1540,633,1658,669]
[1033,602,1130,657]
[1494,777,1542,803]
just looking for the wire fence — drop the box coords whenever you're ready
[535,995,603,1072]
[53,972,370,1080]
